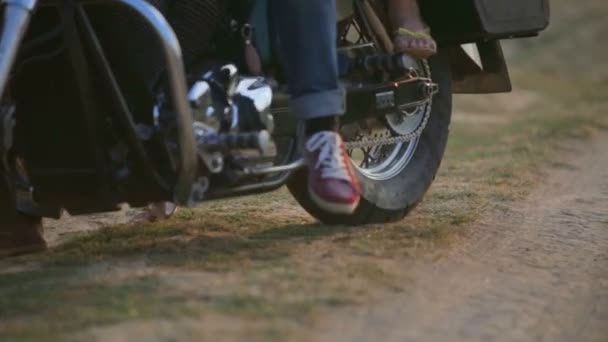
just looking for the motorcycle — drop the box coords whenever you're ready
[0,0,549,227]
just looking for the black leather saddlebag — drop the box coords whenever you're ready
[420,0,550,44]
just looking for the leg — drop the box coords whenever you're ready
[271,0,345,123]
[271,0,360,215]
[388,0,437,58]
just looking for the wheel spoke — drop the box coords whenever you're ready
[361,147,373,168]
[338,16,429,181]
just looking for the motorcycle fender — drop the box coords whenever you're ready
[420,0,550,45]
[449,40,512,94]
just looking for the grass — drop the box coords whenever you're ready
[2,0,608,340]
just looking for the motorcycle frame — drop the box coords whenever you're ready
[1,0,198,211]
[0,0,516,216]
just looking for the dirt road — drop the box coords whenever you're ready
[313,137,608,341]
[21,134,606,342]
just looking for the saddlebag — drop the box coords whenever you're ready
[420,0,550,44]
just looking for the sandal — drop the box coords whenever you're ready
[393,27,437,59]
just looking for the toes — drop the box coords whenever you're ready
[416,38,437,54]
[394,35,437,57]
[394,37,412,52]
[419,39,431,51]
[410,39,420,49]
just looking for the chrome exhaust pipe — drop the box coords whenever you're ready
[0,0,38,98]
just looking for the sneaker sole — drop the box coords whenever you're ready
[308,186,360,215]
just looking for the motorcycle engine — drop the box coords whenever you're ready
[182,65,275,174]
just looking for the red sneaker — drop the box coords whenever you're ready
[305,131,361,215]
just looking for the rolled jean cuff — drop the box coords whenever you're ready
[289,88,346,120]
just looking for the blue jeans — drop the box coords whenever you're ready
[272,0,345,120]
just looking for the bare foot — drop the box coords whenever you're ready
[388,0,437,59]
[393,25,437,59]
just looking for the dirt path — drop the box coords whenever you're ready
[43,205,145,247]
[6,124,606,342]
[21,136,608,342]
[313,137,608,342]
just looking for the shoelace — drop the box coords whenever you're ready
[306,132,351,181]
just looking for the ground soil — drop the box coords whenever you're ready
[26,134,608,342]
[311,136,608,342]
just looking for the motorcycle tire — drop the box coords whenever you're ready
[287,52,452,225]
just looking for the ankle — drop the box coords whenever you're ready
[305,116,340,137]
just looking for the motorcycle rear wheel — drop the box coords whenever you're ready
[287,52,452,225]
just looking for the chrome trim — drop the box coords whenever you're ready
[0,0,38,98]
[108,0,197,206]
[245,158,305,176]
[3,0,37,11]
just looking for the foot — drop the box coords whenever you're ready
[387,0,437,58]
[393,24,437,59]
[305,131,360,215]
[0,213,47,258]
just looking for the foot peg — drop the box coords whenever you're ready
[340,51,422,75]
[196,130,273,154]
